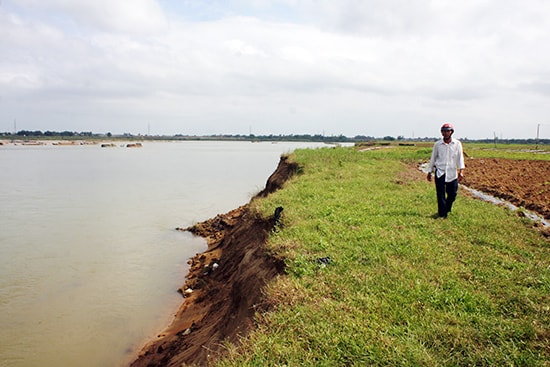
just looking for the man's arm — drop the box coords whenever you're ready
[457,142,465,180]
[427,143,438,182]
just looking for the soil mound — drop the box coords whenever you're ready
[130,156,295,367]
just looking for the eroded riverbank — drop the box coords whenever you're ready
[131,154,550,366]
[130,156,297,366]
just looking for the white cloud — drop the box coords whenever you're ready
[294,0,434,36]
[1,0,550,138]
[9,0,168,33]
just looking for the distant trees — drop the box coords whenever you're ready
[0,129,548,145]
[5,130,97,138]
[16,130,43,137]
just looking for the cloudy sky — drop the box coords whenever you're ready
[1,0,550,139]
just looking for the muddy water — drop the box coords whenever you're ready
[0,141,326,367]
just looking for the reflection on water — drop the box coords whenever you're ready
[0,141,327,367]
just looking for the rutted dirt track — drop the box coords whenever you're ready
[130,155,549,367]
[461,158,550,220]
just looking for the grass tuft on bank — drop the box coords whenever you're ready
[216,145,549,367]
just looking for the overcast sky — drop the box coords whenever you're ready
[1,0,550,139]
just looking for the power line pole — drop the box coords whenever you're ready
[535,124,540,150]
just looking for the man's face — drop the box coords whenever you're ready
[441,129,453,139]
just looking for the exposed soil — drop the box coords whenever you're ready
[461,158,550,220]
[130,155,549,367]
[130,156,297,367]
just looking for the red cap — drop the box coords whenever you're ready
[441,123,454,131]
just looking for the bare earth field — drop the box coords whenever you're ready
[461,158,550,220]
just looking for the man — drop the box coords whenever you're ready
[427,123,465,218]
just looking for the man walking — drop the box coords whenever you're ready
[427,123,465,218]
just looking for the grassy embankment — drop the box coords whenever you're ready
[215,144,549,366]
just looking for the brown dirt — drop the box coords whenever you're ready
[130,155,549,367]
[461,158,550,220]
[130,156,296,367]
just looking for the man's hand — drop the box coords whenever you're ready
[427,172,432,182]
[458,170,464,181]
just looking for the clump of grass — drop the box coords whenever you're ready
[217,146,549,367]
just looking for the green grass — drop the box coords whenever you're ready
[215,146,549,367]
[462,143,550,161]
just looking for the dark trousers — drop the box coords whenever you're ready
[435,174,458,217]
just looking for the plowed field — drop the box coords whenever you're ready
[461,158,550,220]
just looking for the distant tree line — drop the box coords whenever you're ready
[0,130,548,145]
[2,130,94,138]
[461,137,550,145]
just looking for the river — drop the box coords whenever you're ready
[0,140,327,367]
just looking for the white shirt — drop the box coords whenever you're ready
[429,138,465,182]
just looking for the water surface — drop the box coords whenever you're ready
[0,140,326,367]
